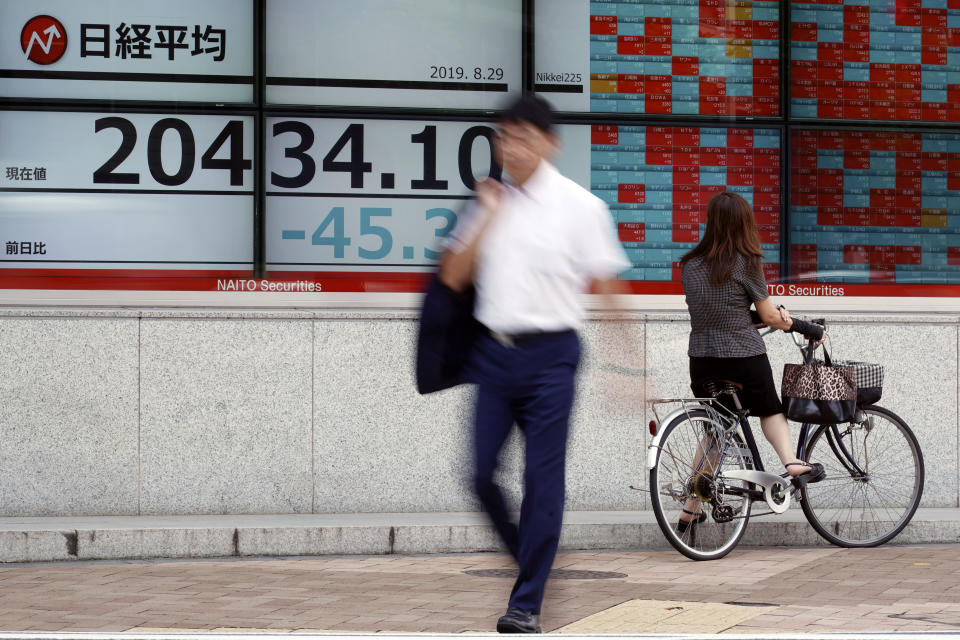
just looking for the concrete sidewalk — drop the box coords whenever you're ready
[3,509,960,563]
[1,544,959,635]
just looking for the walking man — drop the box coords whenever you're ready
[439,95,629,633]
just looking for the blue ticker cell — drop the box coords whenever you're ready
[644,268,672,281]
[926,70,948,84]
[700,132,726,147]
[790,42,817,61]
[700,170,726,186]
[617,61,645,73]
[646,229,672,243]
[870,49,897,63]
[922,89,948,102]
[870,31,895,47]
[645,62,671,75]
[754,45,778,59]
[844,193,870,207]
[817,7,843,24]
[644,3,671,18]
[591,61,617,74]
[646,190,673,205]
[923,138,950,153]
[818,154,845,170]
[754,134,779,149]
[673,24,698,39]
[844,66,871,82]
[644,211,672,225]
[617,4,645,17]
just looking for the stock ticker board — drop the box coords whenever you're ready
[791,129,960,285]
[589,125,782,282]
[791,0,960,122]
[587,0,780,115]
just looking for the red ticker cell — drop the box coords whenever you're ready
[645,17,672,37]
[673,224,699,243]
[591,15,617,35]
[674,203,700,223]
[674,166,699,185]
[591,125,618,145]
[949,247,960,266]
[672,56,699,76]
[617,222,644,243]
[792,22,818,41]
[895,213,922,227]
[754,21,779,39]
[844,245,870,264]
[896,246,922,265]
[617,184,646,204]
[923,28,948,47]
[871,211,897,226]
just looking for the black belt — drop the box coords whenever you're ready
[481,324,575,348]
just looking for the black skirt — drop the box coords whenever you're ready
[689,353,783,418]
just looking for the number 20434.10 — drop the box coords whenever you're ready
[280,206,457,262]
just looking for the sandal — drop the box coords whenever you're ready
[784,460,826,485]
[677,508,707,533]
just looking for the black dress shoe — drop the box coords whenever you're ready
[497,606,541,634]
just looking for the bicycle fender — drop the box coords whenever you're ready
[646,406,721,470]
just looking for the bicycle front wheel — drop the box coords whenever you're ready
[800,405,924,547]
[649,408,754,561]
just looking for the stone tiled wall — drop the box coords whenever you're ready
[0,309,955,516]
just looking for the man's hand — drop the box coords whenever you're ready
[474,177,505,213]
[437,179,504,292]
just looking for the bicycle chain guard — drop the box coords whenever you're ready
[720,469,792,514]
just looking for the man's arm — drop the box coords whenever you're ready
[437,179,503,292]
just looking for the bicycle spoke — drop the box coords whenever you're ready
[801,409,923,547]
[650,409,753,561]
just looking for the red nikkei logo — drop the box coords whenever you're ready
[21,15,67,65]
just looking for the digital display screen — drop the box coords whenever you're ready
[0,0,253,103]
[791,0,960,122]
[264,117,500,289]
[535,0,780,115]
[266,0,521,109]
[583,124,782,285]
[263,119,783,292]
[790,128,960,286]
[0,111,254,289]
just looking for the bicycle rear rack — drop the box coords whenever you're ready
[649,396,739,435]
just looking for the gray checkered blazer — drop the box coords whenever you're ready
[682,255,770,358]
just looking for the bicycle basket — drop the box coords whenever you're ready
[825,359,883,406]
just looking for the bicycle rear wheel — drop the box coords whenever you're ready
[649,408,754,561]
[800,405,924,547]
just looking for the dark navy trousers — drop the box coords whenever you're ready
[470,329,581,614]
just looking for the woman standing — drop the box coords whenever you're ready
[679,191,824,530]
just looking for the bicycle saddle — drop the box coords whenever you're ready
[702,379,743,397]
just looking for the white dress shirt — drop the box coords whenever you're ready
[450,161,630,333]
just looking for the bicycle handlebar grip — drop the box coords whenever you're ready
[789,318,824,340]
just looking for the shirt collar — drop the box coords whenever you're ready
[506,160,556,203]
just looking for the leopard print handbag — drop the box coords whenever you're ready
[781,350,857,424]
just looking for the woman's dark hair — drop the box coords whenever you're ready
[680,191,763,285]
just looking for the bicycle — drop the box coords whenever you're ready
[646,318,925,561]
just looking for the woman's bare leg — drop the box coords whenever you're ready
[760,412,811,475]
